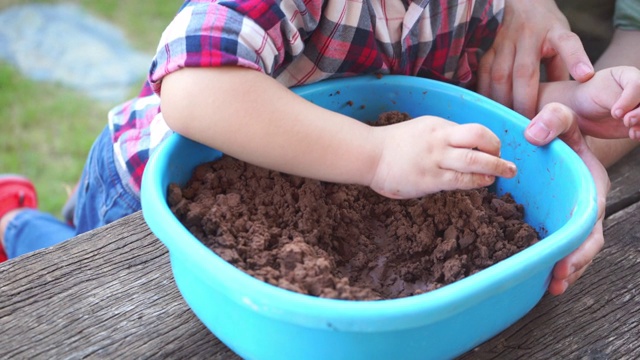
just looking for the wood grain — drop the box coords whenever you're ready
[460,201,640,359]
[0,213,238,359]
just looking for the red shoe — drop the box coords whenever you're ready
[0,175,38,262]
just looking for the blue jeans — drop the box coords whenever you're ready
[3,126,141,259]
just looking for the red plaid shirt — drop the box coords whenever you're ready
[109,0,504,195]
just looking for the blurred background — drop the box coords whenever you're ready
[0,0,178,216]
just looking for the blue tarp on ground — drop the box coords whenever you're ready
[0,3,151,103]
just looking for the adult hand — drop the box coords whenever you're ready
[478,0,595,119]
[525,103,609,295]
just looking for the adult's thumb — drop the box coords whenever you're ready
[548,29,594,83]
[525,102,580,146]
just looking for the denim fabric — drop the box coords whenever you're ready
[3,126,141,259]
[73,126,141,234]
[3,209,75,258]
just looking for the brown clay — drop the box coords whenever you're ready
[168,112,538,301]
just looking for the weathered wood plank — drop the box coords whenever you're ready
[3,203,638,359]
[605,146,640,217]
[0,212,238,359]
[460,199,640,359]
[1,147,638,359]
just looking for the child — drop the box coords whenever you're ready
[1,0,638,296]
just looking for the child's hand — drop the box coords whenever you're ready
[368,116,517,199]
[572,66,640,140]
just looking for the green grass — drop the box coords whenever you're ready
[0,1,178,216]
[0,63,108,214]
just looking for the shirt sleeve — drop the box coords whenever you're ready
[148,0,324,94]
[419,0,504,88]
[614,0,640,30]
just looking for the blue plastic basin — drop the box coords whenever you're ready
[141,75,597,360]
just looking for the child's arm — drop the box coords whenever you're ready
[585,29,640,168]
[536,66,640,140]
[534,33,640,167]
[160,66,516,199]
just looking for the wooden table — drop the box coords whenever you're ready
[2,147,639,359]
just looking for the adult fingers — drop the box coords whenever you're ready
[547,118,608,295]
[547,154,607,296]
[543,53,571,82]
[525,102,577,145]
[489,42,516,108]
[547,29,594,83]
[512,33,542,119]
[477,48,495,98]
[548,221,604,295]
[546,103,609,222]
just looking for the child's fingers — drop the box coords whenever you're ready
[444,123,517,181]
[612,96,640,121]
[629,126,640,141]
[448,123,502,156]
[623,108,640,127]
[438,171,497,191]
[622,109,640,140]
[440,148,517,179]
[611,66,640,119]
